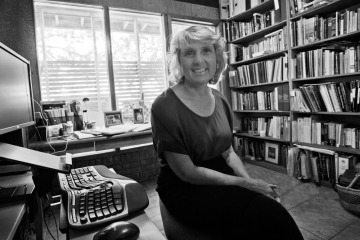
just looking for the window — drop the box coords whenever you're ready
[34,3,111,125]
[34,2,167,125]
[109,11,167,122]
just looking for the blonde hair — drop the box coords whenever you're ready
[168,26,227,84]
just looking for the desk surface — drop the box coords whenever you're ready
[0,171,34,240]
[0,203,26,240]
[69,212,166,240]
[29,130,152,154]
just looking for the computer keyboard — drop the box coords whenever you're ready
[99,125,137,136]
[58,165,149,229]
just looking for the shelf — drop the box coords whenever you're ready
[229,0,274,21]
[292,111,360,116]
[230,80,289,90]
[290,0,358,21]
[291,30,360,52]
[231,21,287,45]
[243,158,287,174]
[293,142,360,155]
[230,50,287,66]
[234,132,290,143]
[234,110,290,115]
[292,72,360,83]
[227,0,360,176]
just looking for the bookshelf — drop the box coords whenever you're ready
[221,0,360,181]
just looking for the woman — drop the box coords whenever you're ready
[151,26,303,239]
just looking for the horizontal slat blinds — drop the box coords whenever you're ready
[40,60,166,110]
[40,60,111,111]
[114,61,166,108]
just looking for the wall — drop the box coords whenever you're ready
[0,0,219,106]
[48,0,219,23]
[0,0,40,107]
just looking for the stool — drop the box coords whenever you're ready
[159,199,223,240]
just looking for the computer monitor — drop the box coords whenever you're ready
[0,42,35,135]
[0,42,71,173]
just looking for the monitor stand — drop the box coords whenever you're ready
[0,142,72,173]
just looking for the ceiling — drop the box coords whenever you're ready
[175,0,219,8]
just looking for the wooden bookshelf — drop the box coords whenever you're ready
[243,158,287,174]
[292,111,360,116]
[230,80,289,90]
[234,110,290,115]
[290,0,357,20]
[229,0,274,21]
[235,132,290,143]
[291,30,360,52]
[231,20,287,44]
[292,72,360,83]
[222,0,360,182]
[231,50,287,66]
[294,142,360,155]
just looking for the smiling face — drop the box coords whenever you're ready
[179,40,217,86]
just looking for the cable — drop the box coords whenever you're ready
[50,203,59,240]
[33,98,70,154]
[51,139,69,155]
[42,197,57,240]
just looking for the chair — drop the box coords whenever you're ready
[159,199,223,240]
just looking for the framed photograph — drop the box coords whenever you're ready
[104,111,123,127]
[133,108,144,124]
[265,142,279,164]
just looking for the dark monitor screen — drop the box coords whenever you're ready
[0,42,35,134]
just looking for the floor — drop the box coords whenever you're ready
[41,162,360,240]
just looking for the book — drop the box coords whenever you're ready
[310,155,320,184]
[338,154,353,176]
[299,150,312,180]
[219,0,230,19]
[232,0,246,17]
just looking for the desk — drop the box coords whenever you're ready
[0,203,26,240]
[0,171,42,240]
[29,130,152,154]
[69,212,166,240]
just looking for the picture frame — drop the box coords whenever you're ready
[133,108,144,124]
[104,111,123,127]
[265,142,279,164]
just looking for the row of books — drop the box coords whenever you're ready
[291,8,360,47]
[220,0,267,20]
[229,27,287,62]
[229,55,288,86]
[231,85,290,111]
[288,146,356,186]
[235,139,355,185]
[234,136,289,167]
[292,118,360,149]
[291,80,360,112]
[293,44,360,79]
[43,108,74,125]
[289,0,333,17]
[287,147,337,185]
[235,116,290,140]
[222,8,284,42]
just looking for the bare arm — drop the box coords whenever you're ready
[221,145,250,179]
[222,146,280,201]
[164,151,278,198]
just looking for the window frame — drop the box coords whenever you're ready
[34,1,219,123]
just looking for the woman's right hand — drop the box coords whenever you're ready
[248,178,280,200]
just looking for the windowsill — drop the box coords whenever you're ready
[28,129,153,155]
